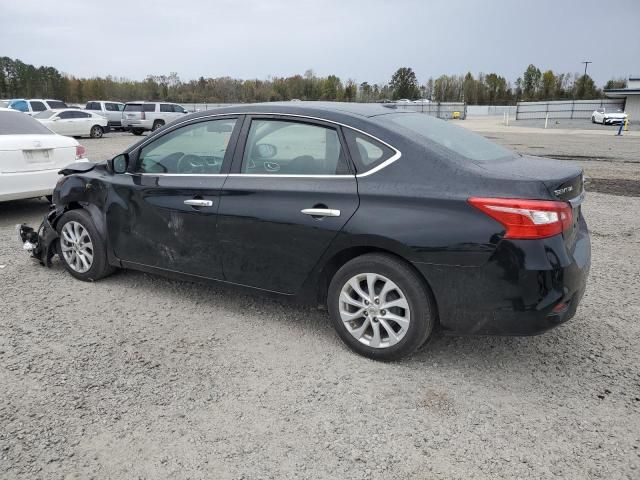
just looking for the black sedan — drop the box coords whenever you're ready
[19,103,591,360]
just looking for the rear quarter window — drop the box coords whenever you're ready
[343,129,396,173]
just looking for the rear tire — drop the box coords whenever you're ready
[56,209,115,282]
[327,253,435,360]
[90,125,104,138]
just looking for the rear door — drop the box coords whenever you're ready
[107,116,241,278]
[217,115,359,294]
[69,111,92,135]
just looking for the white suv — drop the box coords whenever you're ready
[121,101,188,135]
[85,101,125,129]
[8,99,68,115]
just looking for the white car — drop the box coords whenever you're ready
[591,107,627,125]
[8,98,68,115]
[121,101,188,135]
[34,109,109,138]
[85,100,125,129]
[0,109,87,202]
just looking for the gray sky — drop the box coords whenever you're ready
[2,0,639,86]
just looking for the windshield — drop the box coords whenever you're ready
[0,111,53,134]
[34,110,56,119]
[380,113,514,163]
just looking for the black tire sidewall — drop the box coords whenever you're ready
[327,254,434,361]
[90,125,103,138]
[153,121,164,131]
[56,210,110,281]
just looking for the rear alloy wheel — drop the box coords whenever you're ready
[328,253,434,360]
[152,121,164,131]
[90,125,103,138]
[57,209,115,281]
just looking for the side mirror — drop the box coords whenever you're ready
[108,154,129,174]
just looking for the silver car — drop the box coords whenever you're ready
[85,101,125,129]
[121,101,188,135]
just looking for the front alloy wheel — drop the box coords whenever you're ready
[60,221,93,273]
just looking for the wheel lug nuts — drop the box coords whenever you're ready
[364,300,369,305]
[374,298,379,304]
[381,310,386,315]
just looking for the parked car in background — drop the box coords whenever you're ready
[0,108,86,202]
[19,103,590,360]
[34,109,109,138]
[413,99,430,104]
[0,100,10,108]
[8,99,68,115]
[121,101,188,135]
[591,107,627,125]
[85,100,125,129]
[395,99,412,103]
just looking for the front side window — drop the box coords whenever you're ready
[135,118,237,174]
[242,120,348,175]
[30,101,46,112]
[173,104,186,113]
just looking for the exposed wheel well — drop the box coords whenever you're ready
[316,246,439,325]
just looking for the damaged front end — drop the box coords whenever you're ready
[17,208,60,267]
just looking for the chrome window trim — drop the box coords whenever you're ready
[131,112,402,178]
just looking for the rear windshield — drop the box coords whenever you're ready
[34,110,56,119]
[380,113,514,163]
[0,111,53,134]
[47,100,67,109]
[124,103,143,112]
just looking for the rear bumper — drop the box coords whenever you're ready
[0,169,60,202]
[121,119,153,130]
[415,217,591,336]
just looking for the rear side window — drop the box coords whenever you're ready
[73,111,91,118]
[343,130,395,173]
[143,104,156,112]
[30,101,47,112]
[124,104,143,112]
[241,120,349,175]
[47,100,67,109]
[59,111,75,119]
[0,111,53,134]
[160,104,173,112]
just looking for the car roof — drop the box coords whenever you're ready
[185,102,410,122]
[87,100,124,103]
[124,100,176,104]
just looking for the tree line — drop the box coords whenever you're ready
[0,56,628,105]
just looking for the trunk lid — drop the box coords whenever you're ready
[0,134,78,173]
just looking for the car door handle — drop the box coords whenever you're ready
[301,208,341,217]
[184,199,213,207]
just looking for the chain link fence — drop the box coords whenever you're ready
[515,99,625,120]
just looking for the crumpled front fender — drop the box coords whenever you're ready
[18,209,61,267]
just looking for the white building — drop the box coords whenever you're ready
[604,77,640,124]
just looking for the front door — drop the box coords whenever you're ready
[107,116,241,279]
[217,116,359,294]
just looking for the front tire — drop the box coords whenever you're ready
[131,128,144,136]
[152,120,165,131]
[56,209,115,281]
[591,116,595,124]
[90,125,104,138]
[327,253,435,360]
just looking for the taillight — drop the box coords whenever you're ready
[75,145,86,160]
[141,110,146,120]
[468,197,572,239]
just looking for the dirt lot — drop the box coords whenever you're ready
[1,124,639,479]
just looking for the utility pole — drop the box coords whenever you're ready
[581,61,592,98]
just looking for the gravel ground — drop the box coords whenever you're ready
[1,127,639,479]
